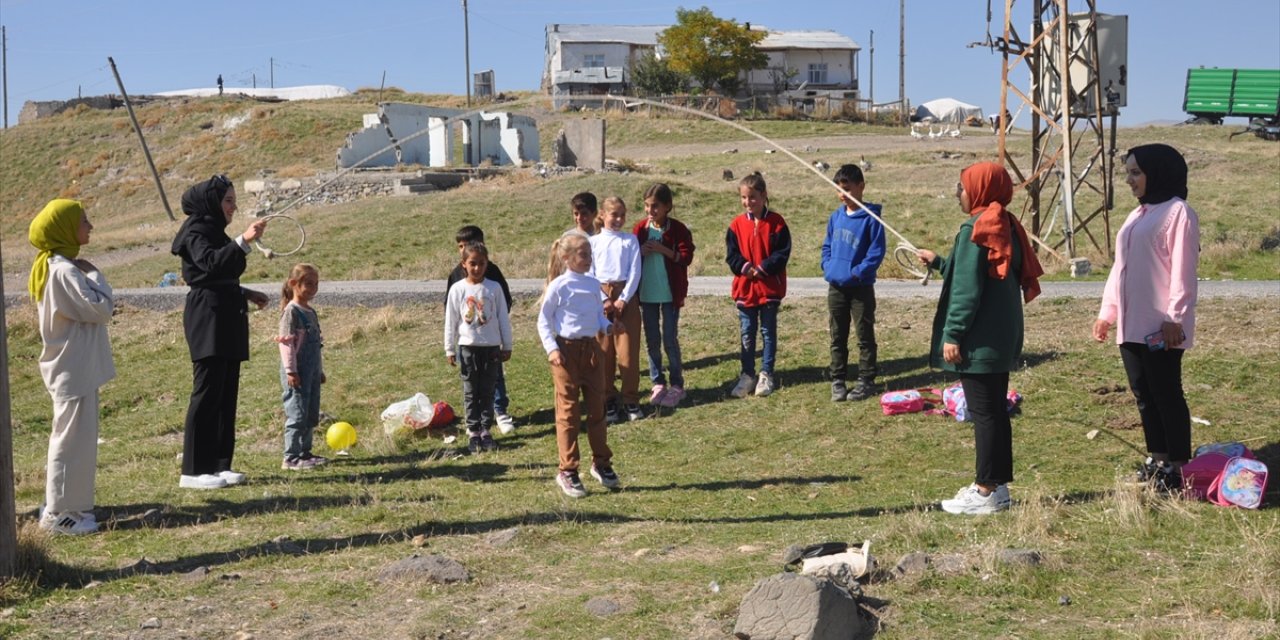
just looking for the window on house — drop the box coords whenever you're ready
[808,63,828,84]
[584,54,606,68]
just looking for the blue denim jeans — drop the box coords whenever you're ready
[640,302,683,388]
[280,363,321,459]
[738,302,779,377]
[493,363,509,415]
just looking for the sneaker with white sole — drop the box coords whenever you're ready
[495,412,517,434]
[730,373,755,399]
[555,470,587,498]
[39,510,98,536]
[755,372,776,397]
[624,403,645,421]
[590,464,621,489]
[179,473,228,489]
[649,384,669,406]
[605,400,621,425]
[940,484,1011,515]
[218,470,247,485]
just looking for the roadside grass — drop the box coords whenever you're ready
[4,94,1278,286]
[1,293,1277,638]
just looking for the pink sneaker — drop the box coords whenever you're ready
[662,386,686,407]
[649,385,669,406]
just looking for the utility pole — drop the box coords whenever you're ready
[898,0,906,120]
[2,25,8,129]
[0,241,15,579]
[270,57,274,89]
[868,29,874,105]
[462,0,472,107]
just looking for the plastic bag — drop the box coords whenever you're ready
[380,392,436,435]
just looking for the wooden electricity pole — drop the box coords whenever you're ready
[463,0,472,107]
[0,243,17,579]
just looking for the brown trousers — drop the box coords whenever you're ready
[599,281,642,405]
[551,337,613,471]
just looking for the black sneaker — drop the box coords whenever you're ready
[590,464,621,489]
[605,400,621,425]
[624,403,645,421]
[846,379,877,402]
[480,433,498,452]
[1153,463,1183,494]
[1135,456,1160,482]
[831,380,849,402]
[467,435,482,454]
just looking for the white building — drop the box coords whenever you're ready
[543,23,860,107]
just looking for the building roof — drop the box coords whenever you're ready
[546,24,859,51]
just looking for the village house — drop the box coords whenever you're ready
[543,23,861,107]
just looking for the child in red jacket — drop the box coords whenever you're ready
[725,173,791,398]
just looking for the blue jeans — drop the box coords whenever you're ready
[738,302,779,377]
[493,363,510,415]
[280,365,321,459]
[641,302,683,388]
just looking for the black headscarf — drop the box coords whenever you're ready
[1127,144,1188,205]
[172,175,233,255]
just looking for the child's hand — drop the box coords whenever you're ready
[1091,319,1111,343]
[942,342,962,364]
[287,372,301,388]
[612,299,626,315]
[548,350,564,367]
[447,355,457,367]
[501,350,512,362]
[916,249,936,266]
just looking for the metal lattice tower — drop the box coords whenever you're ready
[990,0,1124,259]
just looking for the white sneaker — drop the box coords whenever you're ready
[39,510,99,536]
[180,473,229,489]
[495,413,516,434]
[940,484,1011,515]
[754,372,776,397]
[730,373,755,398]
[218,470,247,485]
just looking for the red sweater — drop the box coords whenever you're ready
[631,217,696,308]
[725,210,791,307]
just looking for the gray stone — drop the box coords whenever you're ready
[485,527,519,547]
[182,566,210,581]
[585,597,622,617]
[140,617,162,629]
[377,554,470,584]
[893,552,930,577]
[997,549,1043,566]
[733,572,871,640]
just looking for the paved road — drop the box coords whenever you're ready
[7,278,1274,312]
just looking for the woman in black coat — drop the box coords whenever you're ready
[171,175,268,489]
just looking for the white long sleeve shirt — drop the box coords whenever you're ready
[537,271,611,354]
[444,278,513,356]
[588,228,642,303]
[37,255,115,398]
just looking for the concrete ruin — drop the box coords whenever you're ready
[336,102,538,169]
[553,118,606,171]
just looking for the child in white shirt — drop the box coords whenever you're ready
[445,242,513,454]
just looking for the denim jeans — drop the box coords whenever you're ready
[280,362,321,459]
[738,302,779,377]
[640,302,683,388]
[493,364,509,415]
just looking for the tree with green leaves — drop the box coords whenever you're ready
[631,51,690,96]
[657,6,767,95]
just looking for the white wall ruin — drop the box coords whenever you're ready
[336,102,539,169]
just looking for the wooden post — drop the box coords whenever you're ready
[107,57,175,222]
[0,242,18,579]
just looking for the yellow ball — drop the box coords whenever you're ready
[325,421,357,450]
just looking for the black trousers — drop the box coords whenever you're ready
[182,357,241,476]
[459,345,500,436]
[1118,343,1191,462]
[960,371,1013,486]
[827,284,878,382]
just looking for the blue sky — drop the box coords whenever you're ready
[1,0,1277,127]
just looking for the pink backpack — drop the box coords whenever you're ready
[939,383,1022,422]
[1182,443,1268,508]
[880,390,925,415]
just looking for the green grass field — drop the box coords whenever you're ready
[1,92,1278,638]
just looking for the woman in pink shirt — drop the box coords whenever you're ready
[1092,144,1199,492]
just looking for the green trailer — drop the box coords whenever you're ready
[1183,67,1280,139]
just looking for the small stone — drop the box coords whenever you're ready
[411,534,429,548]
[377,555,470,584]
[140,617,162,629]
[585,597,622,617]
[997,549,1043,566]
[233,632,255,640]
[709,581,720,593]
[737,545,764,553]
[484,527,519,547]
[932,554,971,575]
[182,566,210,581]
[633,548,651,558]
[1059,595,1072,606]
[123,558,158,575]
[893,552,930,577]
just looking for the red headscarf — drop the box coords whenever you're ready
[962,162,1044,303]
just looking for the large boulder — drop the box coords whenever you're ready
[733,572,871,640]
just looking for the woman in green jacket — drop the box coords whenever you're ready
[916,162,1043,515]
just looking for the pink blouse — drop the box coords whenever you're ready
[1098,198,1200,348]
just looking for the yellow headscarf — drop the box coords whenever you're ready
[28,199,84,302]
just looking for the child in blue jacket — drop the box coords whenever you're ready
[821,164,886,401]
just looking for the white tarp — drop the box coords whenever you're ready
[913,98,984,124]
[156,85,351,101]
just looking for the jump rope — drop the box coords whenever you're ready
[250,93,1059,275]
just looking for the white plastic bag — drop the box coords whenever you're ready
[380,392,435,435]
[800,540,875,585]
